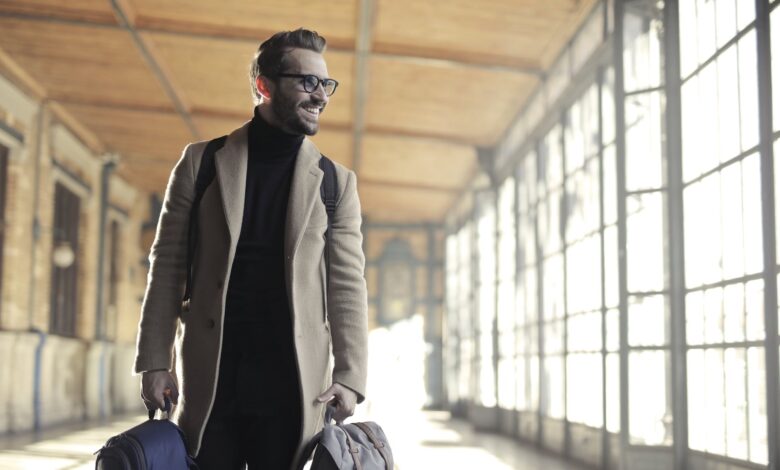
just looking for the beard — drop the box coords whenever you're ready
[271,89,324,136]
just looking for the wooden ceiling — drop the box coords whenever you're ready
[0,0,596,222]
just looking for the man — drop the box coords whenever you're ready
[133,29,368,469]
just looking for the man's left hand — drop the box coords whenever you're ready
[316,383,358,423]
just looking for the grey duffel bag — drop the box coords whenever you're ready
[297,421,393,470]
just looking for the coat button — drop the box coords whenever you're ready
[216,280,223,290]
[206,318,215,329]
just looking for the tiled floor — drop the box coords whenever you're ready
[0,411,584,469]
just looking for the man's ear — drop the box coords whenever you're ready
[256,76,273,102]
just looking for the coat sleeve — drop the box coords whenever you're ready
[327,170,369,402]
[134,144,195,373]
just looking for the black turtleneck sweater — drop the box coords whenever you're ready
[224,108,304,324]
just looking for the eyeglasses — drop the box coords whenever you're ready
[275,73,339,96]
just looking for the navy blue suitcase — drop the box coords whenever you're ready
[95,400,197,470]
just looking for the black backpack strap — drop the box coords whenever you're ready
[182,136,227,309]
[319,155,338,291]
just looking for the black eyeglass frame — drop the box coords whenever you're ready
[274,73,339,96]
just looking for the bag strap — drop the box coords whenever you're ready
[354,422,392,470]
[339,424,363,470]
[318,155,338,292]
[182,136,227,308]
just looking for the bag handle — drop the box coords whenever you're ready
[147,396,172,420]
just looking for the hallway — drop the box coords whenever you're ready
[0,410,583,470]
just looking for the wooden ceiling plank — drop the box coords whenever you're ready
[108,0,200,140]
[0,0,118,25]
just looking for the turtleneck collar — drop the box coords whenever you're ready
[248,106,305,159]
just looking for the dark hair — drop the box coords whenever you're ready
[249,28,327,104]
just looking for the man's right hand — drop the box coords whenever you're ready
[141,370,179,411]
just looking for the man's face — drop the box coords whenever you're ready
[268,48,330,136]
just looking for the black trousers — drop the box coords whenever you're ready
[195,321,302,469]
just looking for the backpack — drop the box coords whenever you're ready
[297,418,393,470]
[182,135,339,309]
[95,401,197,470]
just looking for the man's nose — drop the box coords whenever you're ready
[312,83,328,104]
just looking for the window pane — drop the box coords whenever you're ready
[627,192,665,292]
[606,352,621,432]
[602,67,616,146]
[604,226,620,308]
[745,279,765,341]
[566,236,602,314]
[739,30,759,152]
[747,347,767,464]
[704,348,726,455]
[724,347,748,460]
[741,154,763,276]
[515,353,528,410]
[688,349,706,452]
[685,176,722,287]
[715,0,737,49]
[540,189,563,256]
[679,0,698,77]
[717,46,740,162]
[773,8,780,132]
[541,125,563,189]
[606,308,620,352]
[567,353,603,427]
[625,91,664,191]
[568,311,602,352]
[687,290,705,346]
[629,350,671,445]
[603,145,618,226]
[498,357,515,409]
[542,356,565,419]
[628,294,668,347]
[543,254,565,320]
[566,157,601,242]
[623,5,663,92]
[704,287,724,345]
[723,283,746,343]
[736,0,755,32]
[696,0,717,65]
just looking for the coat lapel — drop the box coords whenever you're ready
[285,138,323,259]
[214,121,250,245]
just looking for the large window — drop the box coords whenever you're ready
[497,177,517,409]
[0,144,8,323]
[682,0,766,463]
[476,192,497,408]
[442,0,780,467]
[517,150,540,438]
[623,0,672,447]
[444,231,460,405]
[50,182,81,337]
[457,222,474,403]
[538,126,566,422]
[564,84,604,429]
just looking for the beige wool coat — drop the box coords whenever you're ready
[133,120,368,467]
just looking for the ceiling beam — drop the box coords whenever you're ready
[0,11,543,76]
[107,0,201,140]
[351,0,377,175]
